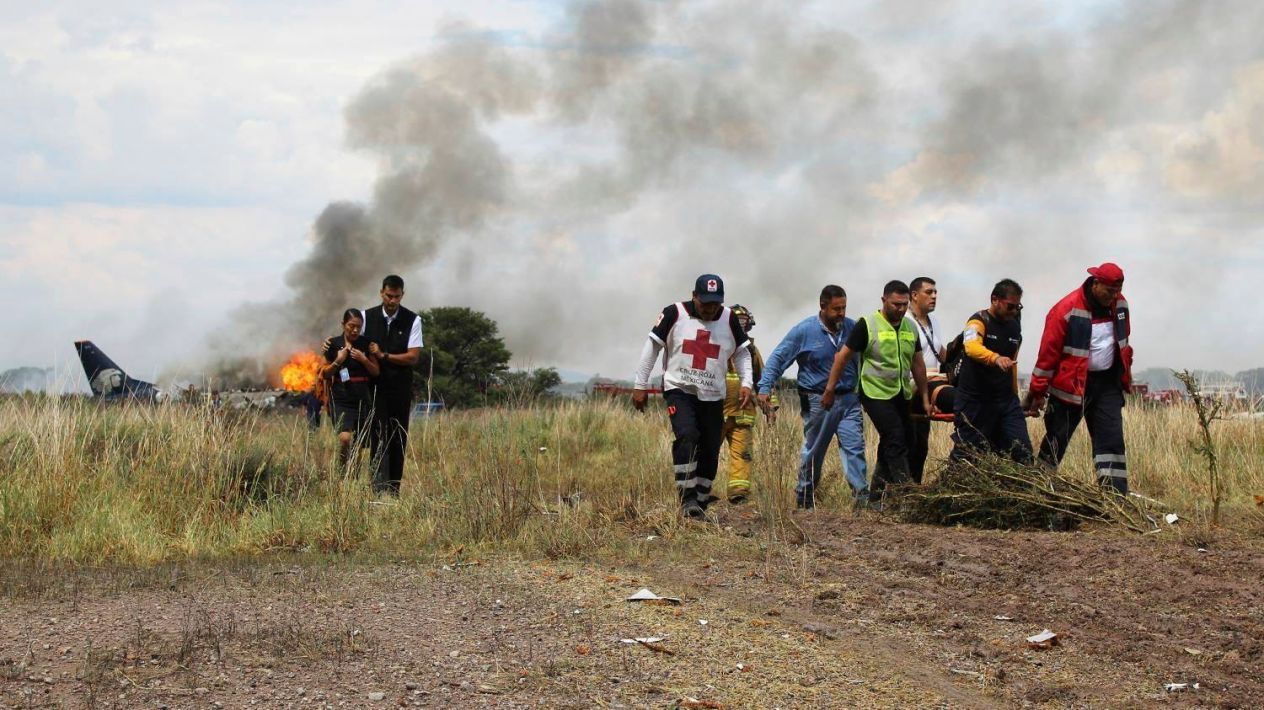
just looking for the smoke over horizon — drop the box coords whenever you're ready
[197,0,1264,381]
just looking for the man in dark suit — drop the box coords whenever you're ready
[362,274,423,495]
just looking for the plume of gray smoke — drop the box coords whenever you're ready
[254,0,876,362]
[903,1,1264,197]
[282,34,531,342]
[207,0,1264,379]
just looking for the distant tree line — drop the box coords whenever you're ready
[0,367,55,394]
[1133,367,1264,393]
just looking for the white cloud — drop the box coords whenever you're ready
[0,203,300,379]
[0,1,549,208]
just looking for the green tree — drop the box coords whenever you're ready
[492,367,563,405]
[414,307,511,408]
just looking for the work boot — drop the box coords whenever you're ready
[1097,475,1129,496]
[682,501,705,520]
[728,491,749,505]
[795,488,815,510]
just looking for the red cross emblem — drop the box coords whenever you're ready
[681,329,721,369]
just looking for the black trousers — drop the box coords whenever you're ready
[371,387,413,495]
[909,404,931,485]
[860,393,915,498]
[950,390,1032,464]
[664,389,725,508]
[1037,372,1127,493]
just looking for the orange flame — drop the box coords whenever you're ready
[279,351,324,392]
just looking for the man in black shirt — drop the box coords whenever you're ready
[823,281,930,503]
[949,279,1033,464]
[362,275,423,496]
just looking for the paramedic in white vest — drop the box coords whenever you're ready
[633,274,754,520]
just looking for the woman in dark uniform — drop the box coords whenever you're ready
[321,309,380,465]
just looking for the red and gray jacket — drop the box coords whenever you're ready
[1029,282,1132,405]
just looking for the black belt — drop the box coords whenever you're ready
[801,388,853,395]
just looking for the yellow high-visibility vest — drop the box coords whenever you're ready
[859,311,917,400]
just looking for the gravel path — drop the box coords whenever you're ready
[2,512,1260,708]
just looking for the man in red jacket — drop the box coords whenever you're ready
[1024,263,1133,494]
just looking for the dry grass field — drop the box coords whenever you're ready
[1,394,1260,564]
[1,394,1262,707]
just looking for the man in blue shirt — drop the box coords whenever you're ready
[757,285,867,509]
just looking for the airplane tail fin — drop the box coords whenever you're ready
[74,341,159,400]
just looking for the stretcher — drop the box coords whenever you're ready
[917,376,956,422]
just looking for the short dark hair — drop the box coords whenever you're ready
[883,280,910,297]
[819,284,846,305]
[909,276,936,293]
[382,274,405,290]
[342,308,363,324]
[991,278,1023,300]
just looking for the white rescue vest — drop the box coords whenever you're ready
[662,303,738,401]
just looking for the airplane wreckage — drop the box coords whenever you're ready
[74,340,317,411]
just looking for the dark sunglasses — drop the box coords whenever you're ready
[999,300,1023,311]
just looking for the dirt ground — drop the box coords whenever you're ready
[2,511,1261,709]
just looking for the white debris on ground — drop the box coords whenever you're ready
[1026,629,1059,649]
[625,588,681,604]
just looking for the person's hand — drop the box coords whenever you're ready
[738,386,752,410]
[368,342,383,359]
[995,356,1015,372]
[757,393,777,423]
[321,336,334,353]
[631,389,648,412]
[924,394,936,416]
[349,348,366,363]
[821,390,835,410]
[1023,392,1045,417]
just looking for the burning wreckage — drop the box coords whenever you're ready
[74,340,327,412]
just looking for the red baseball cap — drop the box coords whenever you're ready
[1087,262,1125,285]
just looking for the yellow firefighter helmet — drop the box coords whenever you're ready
[730,304,754,333]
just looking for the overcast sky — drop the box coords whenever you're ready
[3,0,1262,391]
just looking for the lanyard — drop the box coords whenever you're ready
[821,320,843,350]
[913,315,943,366]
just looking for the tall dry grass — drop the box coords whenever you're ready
[753,398,1264,520]
[0,393,1260,565]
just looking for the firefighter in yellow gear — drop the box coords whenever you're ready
[724,305,776,503]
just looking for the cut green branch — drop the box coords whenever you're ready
[1174,369,1225,526]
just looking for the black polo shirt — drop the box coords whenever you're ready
[324,335,375,401]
